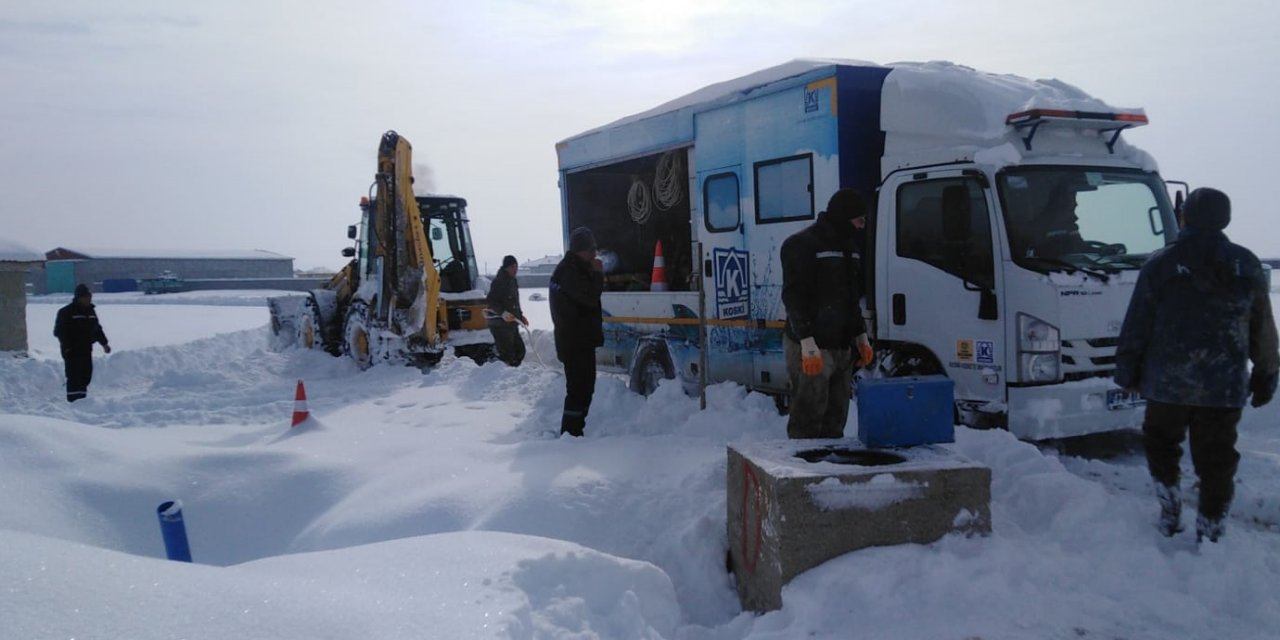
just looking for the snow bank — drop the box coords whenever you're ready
[3,294,1280,639]
[1,529,679,640]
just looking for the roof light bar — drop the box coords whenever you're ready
[1005,109,1149,126]
[1006,108,1148,154]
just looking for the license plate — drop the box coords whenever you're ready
[1106,388,1145,410]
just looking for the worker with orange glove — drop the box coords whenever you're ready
[780,189,875,439]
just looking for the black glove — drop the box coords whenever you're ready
[1251,370,1278,408]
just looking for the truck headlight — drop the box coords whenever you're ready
[1020,353,1061,382]
[1018,313,1059,352]
[1017,313,1061,383]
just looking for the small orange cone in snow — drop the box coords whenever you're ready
[291,379,310,427]
[650,240,668,292]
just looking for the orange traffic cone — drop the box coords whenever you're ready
[650,240,668,292]
[291,379,310,427]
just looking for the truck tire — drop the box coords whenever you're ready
[343,301,374,370]
[297,296,324,351]
[629,342,674,396]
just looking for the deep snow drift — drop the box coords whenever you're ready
[3,291,1279,639]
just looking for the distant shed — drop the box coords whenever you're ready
[0,239,45,354]
[42,247,294,293]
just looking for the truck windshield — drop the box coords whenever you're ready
[998,168,1175,272]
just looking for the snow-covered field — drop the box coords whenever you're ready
[3,290,1280,639]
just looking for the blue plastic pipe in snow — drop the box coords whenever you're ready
[156,500,193,562]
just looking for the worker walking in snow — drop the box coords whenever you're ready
[53,283,112,402]
[550,227,604,437]
[486,255,529,367]
[1116,187,1278,543]
[780,189,876,439]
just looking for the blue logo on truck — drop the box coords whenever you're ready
[976,340,994,364]
[713,247,750,319]
[804,88,820,113]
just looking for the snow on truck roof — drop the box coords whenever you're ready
[557,58,1146,166]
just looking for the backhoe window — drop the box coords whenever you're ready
[998,168,1175,272]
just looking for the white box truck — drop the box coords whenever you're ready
[555,59,1180,440]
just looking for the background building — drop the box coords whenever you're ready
[511,254,560,288]
[36,248,298,294]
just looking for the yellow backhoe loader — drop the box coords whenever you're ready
[268,131,493,368]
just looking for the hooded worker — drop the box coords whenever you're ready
[53,284,112,402]
[1115,187,1279,543]
[779,188,875,439]
[549,227,604,437]
[485,254,528,366]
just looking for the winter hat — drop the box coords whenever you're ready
[502,255,518,268]
[568,226,597,253]
[824,188,868,224]
[1183,187,1231,231]
[74,284,91,299]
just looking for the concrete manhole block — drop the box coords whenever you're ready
[727,440,992,611]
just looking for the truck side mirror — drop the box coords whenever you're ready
[342,247,356,258]
[347,225,358,240]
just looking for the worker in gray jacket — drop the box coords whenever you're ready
[1116,187,1279,543]
[486,255,528,366]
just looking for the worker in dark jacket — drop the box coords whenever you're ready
[53,284,112,402]
[486,255,529,366]
[781,189,876,439]
[1116,187,1279,543]
[550,227,604,437]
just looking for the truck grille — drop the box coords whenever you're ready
[1060,337,1118,382]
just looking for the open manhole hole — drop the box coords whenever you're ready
[795,447,906,466]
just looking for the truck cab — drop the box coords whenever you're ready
[876,163,1175,438]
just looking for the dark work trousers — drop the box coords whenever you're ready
[559,348,597,436]
[1143,400,1242,520]
[489,323,526,367]
[784,335,854,439]
[63,350,93,402]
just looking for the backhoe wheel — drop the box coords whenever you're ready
[343,301,373,370]
[297,296,323,351]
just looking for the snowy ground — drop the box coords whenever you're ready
[3,290,1280,639]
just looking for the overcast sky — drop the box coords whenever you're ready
[3,0,1277,272]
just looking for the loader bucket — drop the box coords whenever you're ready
[267,295,306,350]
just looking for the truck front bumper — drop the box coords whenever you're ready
[1007,381,1145,441]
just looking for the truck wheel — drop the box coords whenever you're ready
[343,301,373,370]
[629,343,673,396]
[297,296,323,351]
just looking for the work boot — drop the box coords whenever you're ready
[1196,513,1225,544]
[1154,483,1183,537]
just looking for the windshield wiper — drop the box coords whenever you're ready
[1093,253,1149,268]
[1020,256,1111,282]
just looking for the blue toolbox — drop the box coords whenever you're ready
[855,375,955,447]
